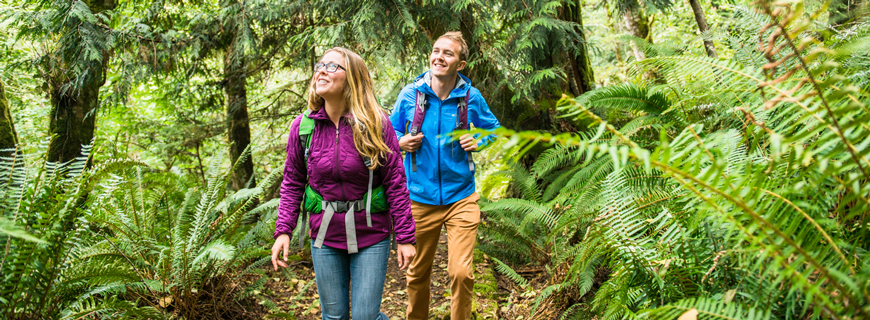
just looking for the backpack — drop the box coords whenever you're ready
[297,110,388,253]
[406,90,475,172]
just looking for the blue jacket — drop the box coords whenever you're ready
[390,72,501,205]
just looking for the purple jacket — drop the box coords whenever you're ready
[274,107,416,249]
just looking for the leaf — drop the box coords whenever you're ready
[678,309,698,320]
[724,289,737,303]
[158,296,172,308]
[0,218,44,243]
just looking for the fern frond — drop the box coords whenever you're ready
[491,257,529,287]
[641,297,771,320]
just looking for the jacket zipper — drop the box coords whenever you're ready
[436,93,443,205]
[335,122,346,201]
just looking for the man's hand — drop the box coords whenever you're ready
[271,234,291,271]
[396,243,417,270]
[399,134,425,152]
[459,134,478,151]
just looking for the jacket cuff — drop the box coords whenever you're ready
[273,223,294,239]
[395,233,416,245]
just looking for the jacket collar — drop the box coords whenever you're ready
[414,71,471,98]
[307,105,354,121]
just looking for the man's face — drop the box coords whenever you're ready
[429,37,466,78]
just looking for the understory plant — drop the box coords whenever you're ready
[478,2,870,319]
[0,145,161,319]
[77,151,282,319]
[1,146,281,319]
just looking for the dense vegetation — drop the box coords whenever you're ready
[1,0,869,319]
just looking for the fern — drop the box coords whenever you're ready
[642,297,771,320]
[473,2,870,319]
[491,257,530,288]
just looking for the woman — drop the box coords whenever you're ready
[271,47,416,320]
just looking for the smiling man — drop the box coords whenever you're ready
[390,32,501,320]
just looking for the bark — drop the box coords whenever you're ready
[0,79,17,153]
[623,8,650,61]
[561,0,595,95]
[47,79,100,163]
[46,0,115,164]
[225,49,256,191]
[689,0,718,58]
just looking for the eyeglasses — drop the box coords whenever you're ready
[314,62,346,73]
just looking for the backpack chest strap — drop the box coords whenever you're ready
[310,167,374,254]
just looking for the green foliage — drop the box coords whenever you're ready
[0,144,154,319]
[491,257,530,288]
[0,142,280,319]
[82,152,282,318]
[477,2,870,319]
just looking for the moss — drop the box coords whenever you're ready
[0,79,18,150]
[473,249,497,299]
[472,248,499,319]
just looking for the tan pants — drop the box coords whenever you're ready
[406,193,480,320]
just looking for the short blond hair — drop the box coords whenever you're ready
[437,31,469,62]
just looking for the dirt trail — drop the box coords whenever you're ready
[256,232,502,319]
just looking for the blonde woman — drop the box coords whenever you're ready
[271,47,416,319]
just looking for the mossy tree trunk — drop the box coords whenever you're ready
[0,80,17,155]
[561,0,595,96]
[225,48,255,190]
[623,7,650,61]
[46,1,114,164]
[689,0,718,58]
[48,79,100,164]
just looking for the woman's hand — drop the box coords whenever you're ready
[271,234,291,271]
[396,243,417,270]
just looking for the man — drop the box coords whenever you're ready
[390,32,501,320]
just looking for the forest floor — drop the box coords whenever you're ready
[245,230,558,319]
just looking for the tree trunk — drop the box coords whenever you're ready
[225,50,255,190]
[689,0,718,58]
[47,80,100,164]
[562,0,595,95]
[46,0,114,164]
[623,8,650,61]
[0,79,17,154]
[458,10,499,90]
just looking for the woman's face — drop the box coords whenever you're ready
[314,51,348,99]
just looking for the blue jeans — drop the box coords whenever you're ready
[311,238,390,320]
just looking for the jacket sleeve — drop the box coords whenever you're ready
[274,116,308,239]
[379,115,416,244]
[390,86,414,140]
[469,88,501,150]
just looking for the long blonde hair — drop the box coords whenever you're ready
[306,47,390,169]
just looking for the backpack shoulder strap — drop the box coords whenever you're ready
[299,110,315,162]
[457,90,475,171]
[457,91,470,130]
[409,90,428,135]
